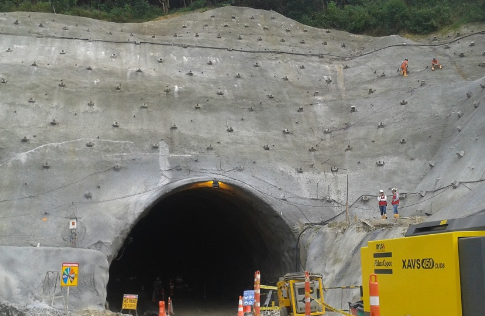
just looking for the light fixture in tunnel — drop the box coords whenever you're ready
[185,180,232,191]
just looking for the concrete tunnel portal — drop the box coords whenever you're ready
[107,180,296,312]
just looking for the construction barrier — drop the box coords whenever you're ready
[238,296,244,316]
[325,285,361,290]
[369,274,380,316]
[254,271,261,316]
[301,283,355,316]
[322,302,355,316]
[158,301,166,316]
[305,271,311,316]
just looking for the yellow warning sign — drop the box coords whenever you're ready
[61,262,79,287]
[122,294,138,310]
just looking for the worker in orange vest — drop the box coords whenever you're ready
[377,190,387,219]
[400,59,408,77]
[391,188,399,218]
[431,58,442,71]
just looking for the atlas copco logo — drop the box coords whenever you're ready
[402,258,435,269]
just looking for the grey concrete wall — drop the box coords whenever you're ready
[1,9,483,252]
[0,247,108,310]
[0,6,484,310]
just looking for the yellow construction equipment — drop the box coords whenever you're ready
[361,215,485,316]
[276,272,355,316]
[276,272,325,316]
[260,285,279,312]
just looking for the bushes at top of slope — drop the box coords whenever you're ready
[1,0,483,35]
[304,0,458,35]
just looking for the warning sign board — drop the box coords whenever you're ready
[243,290,255,306]
[61,262,79,287]
[122,294,138,310]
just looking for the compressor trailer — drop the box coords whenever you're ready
[361,214,485,316]
[277,272,325,316]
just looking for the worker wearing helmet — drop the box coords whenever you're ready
[431,58,442,71]
[400,59,408,77]
[378,190,387,219]
[391,188,399,218]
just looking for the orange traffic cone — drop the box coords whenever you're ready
[369,274,381,316]
[159,301,166,316]
[238,296,244,316]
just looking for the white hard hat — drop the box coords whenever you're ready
[392,188,397,191]
[379,190,384,193]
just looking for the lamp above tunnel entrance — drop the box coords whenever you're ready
[184,180,232,190]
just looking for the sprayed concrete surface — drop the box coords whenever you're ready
[0,6,485,313]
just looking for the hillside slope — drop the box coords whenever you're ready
[0,6,484,310]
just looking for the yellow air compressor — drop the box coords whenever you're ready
[361,214,485,316]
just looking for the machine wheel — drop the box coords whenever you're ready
[279,307,289,316]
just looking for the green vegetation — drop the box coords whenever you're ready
[1,0,483,34]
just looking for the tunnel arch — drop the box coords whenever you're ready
[107,177,296,311]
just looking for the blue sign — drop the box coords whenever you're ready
[243,290,255,306]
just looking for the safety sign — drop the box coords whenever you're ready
[122,294,138,310]
[61,262,78,287]
[243,290,255,306]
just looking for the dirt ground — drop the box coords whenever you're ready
[79,300,356,316]
[79,309,350,316]
[79,298,238,316]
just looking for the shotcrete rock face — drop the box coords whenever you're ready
[0,6,484,312]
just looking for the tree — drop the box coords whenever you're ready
[159,0,169,14]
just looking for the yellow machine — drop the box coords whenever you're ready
[361,215,485,316]
[276,272,325,316]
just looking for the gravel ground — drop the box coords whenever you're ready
[1,300,237,316]
[2,302,354,316]
[0,303,122,316]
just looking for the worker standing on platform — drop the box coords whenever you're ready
[391,188,399,218]
[400,59,408,77]
[378,190,387,219]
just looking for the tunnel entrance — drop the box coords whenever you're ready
[107,180,295,314]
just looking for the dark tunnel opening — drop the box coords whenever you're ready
[107,181,295,314]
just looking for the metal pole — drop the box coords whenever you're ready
[66,287,69,312]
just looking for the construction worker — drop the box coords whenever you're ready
[152,277,162,303]
[378,190,387,219]
[169,279,174,296]
[400,59,408,77]
[391,188,399,218]
[431,58,442,71]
